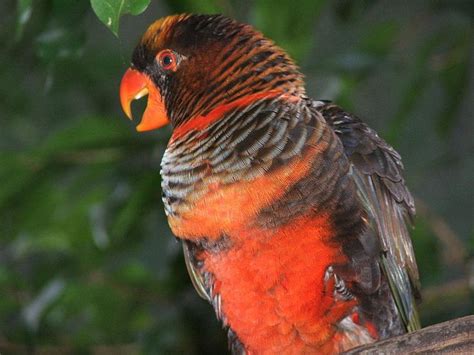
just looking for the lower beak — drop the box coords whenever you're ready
[119,68,169,131]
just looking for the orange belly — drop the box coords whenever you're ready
[202,214,356,354]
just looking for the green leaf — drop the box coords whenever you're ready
[15,0,33,41]
[90,0,151,37]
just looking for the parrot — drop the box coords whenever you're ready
[119,14,421,354]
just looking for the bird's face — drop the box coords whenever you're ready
[120,14,305,132]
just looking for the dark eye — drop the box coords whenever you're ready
[157,49,177,71]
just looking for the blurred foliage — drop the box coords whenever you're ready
[0,0,473,353]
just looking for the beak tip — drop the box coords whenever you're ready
[120,68,143,122]
[124,109,133,120]
[120,100,133,120]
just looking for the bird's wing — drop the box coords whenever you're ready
[317,101,421,332]
[182,241,226,324]
[183,240,246,353]
[182,241,212,302]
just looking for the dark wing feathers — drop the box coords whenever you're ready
[317,101,420,332]
[182,241,211,302]
[183,240,246,353]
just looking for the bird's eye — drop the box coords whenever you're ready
[157,50,177,71]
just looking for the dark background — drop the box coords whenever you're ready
[1,0,473,353]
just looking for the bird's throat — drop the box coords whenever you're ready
[170,90,295,141]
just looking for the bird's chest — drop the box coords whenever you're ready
[160,144,316,241]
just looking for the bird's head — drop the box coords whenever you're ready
[119,14,305,132]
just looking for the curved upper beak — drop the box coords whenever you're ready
[119,68,169,131]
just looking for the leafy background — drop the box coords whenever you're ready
[1,0,473,353]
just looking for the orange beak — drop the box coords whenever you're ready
[119,68,169,131]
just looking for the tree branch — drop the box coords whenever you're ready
[345,315,474,354]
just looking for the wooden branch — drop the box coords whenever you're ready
[345,315,474,354]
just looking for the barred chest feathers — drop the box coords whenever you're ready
[159,97,333,237]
